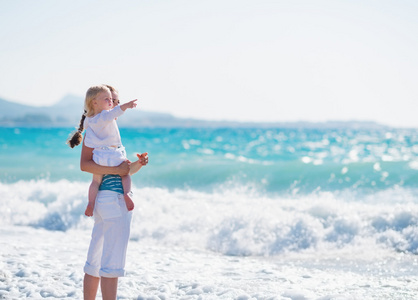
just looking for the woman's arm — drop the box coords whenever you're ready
[80,141,130,176]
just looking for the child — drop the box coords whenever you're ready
[68,84,137,216]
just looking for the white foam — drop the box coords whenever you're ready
[2,180,418,256]
[2,179,418,298]
[1,226,416,299]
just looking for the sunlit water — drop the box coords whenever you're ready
[1,126,418,299]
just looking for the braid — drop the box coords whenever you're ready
[67,112,86,148]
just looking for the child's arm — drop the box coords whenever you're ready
[97,99,137,122]
[80,141,130,176]
[120,99,137,111]
[129,153,148,175]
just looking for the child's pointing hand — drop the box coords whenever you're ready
[127,99,137,109]
[120,99,138,111]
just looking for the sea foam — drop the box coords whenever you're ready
[2,180,417,257]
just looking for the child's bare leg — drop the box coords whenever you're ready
[85,174,102,216]
[122,175,134,211]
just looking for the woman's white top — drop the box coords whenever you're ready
[83,106,125,149]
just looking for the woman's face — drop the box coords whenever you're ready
[111,91,120,108]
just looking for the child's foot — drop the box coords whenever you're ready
[124,192,134,211]
[85,202,94,217]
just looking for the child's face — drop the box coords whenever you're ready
[93,90,113,112]
[111,91,120,108]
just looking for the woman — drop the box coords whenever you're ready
[80,140,148,300]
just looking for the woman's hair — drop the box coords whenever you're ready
[104,84,118,94]
[66,84,110,148]
[105,84,120,106]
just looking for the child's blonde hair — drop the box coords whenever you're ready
[66,84,111,148]
[84,85,110,117]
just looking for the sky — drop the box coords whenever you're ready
[1,0,417,127]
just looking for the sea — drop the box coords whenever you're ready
[1,126,418,299]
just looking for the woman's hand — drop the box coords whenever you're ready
[116,160,131,176]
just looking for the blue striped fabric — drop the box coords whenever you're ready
[99,174,124,194]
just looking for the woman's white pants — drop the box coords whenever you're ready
[84,190,132,278]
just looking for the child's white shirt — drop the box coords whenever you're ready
[83,106,125,149]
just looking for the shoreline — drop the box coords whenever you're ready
[1,225,417,299]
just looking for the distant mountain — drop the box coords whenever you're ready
[0,95,182,127]
[0,95,387,129]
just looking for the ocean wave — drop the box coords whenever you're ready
[4,127,418,194]
[1,180,418,256]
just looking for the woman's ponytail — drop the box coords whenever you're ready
[67,111,86,148]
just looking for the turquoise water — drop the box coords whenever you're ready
[2,126,418,195]
[2,126,418,256]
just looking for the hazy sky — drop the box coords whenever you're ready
[1,0,417,127]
